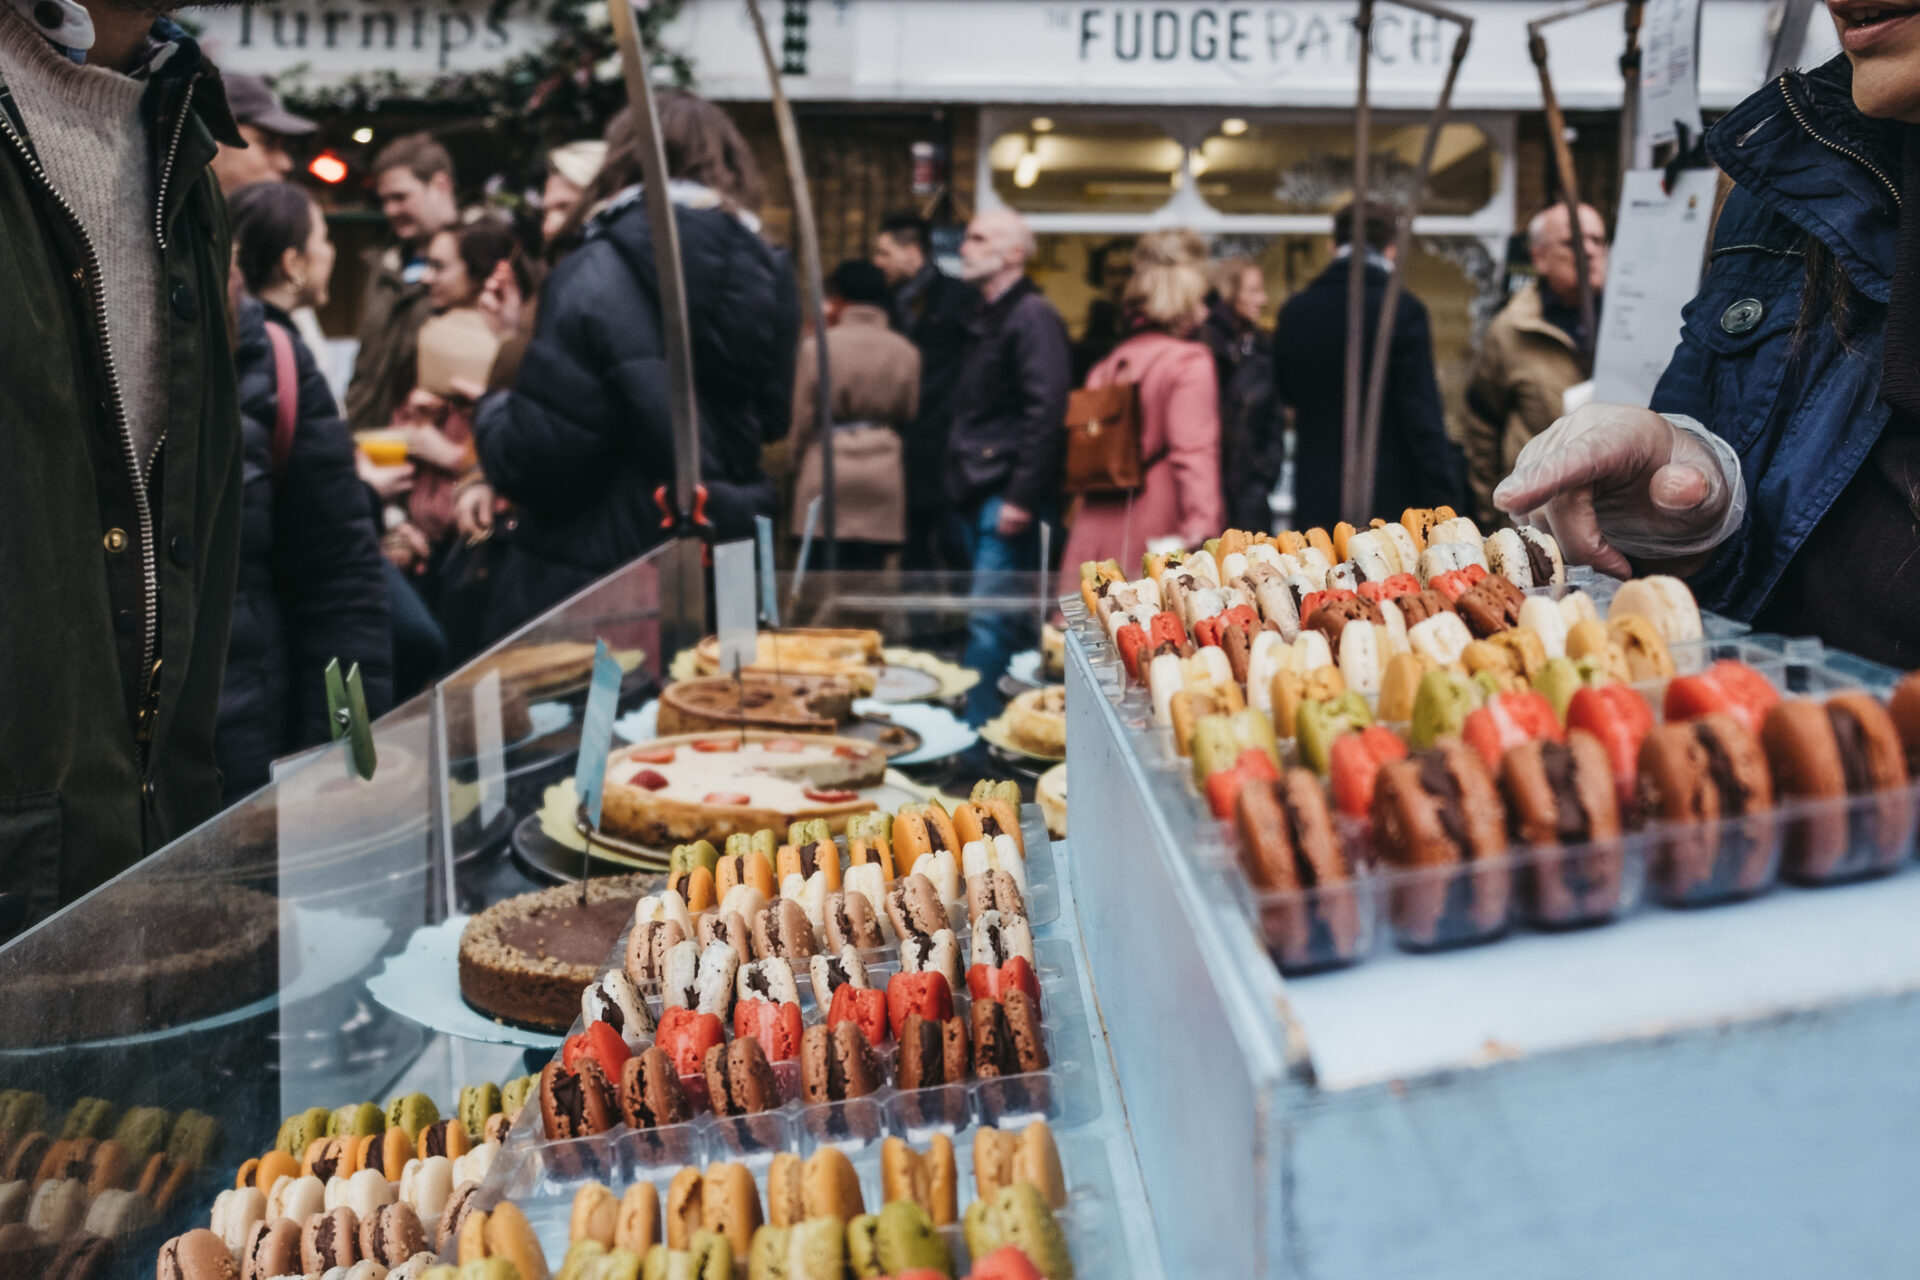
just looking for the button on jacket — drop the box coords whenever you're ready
[0,35,244,932]
[944,277,1072,514]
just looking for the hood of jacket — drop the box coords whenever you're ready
[1708,54,1902,304]
[589,186,795,395]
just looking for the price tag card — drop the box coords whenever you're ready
[713,539,759,675]
[472,669,506,827]
[573,641,624,831]
[1592,169,1719,407]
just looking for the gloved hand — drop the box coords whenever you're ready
[1492,404,1747,578]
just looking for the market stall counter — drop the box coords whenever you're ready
[1066,532,1920,1278]
[0,541,1146,1280]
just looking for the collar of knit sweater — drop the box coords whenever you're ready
[0,0,182,74]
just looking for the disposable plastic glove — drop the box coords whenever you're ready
[1492,404,1747,578]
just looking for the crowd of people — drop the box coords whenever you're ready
[25,0,1920,935]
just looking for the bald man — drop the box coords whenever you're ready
[946,208,1071,725]
[1463,202,1609,525]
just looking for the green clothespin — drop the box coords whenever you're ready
[324,658,377,780]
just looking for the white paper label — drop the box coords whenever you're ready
[1638,0,1704,153]
[1591,169,1719,408]
[472,669,505,827]
[713,540,759,675]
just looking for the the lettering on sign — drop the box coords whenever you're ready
[219,0,545,72]
[1074,4,1446,74]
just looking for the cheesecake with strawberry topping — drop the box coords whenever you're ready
[599,732,890,845]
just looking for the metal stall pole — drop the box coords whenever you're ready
[1339,0,1378,524]
[1356,1,1473,517]
[1527,0,1614,370]
[745,0,838,574]
[608,0,709,649]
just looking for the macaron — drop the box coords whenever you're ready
[498,1075,537,1126]
[156,1229,239,1280]
[254,1149,299,1195]
[384,1095,439,1147]
[877,1137,952,1226]
[1609,574,1703,644]
[614,1184,658,1255]
[241,1217,303,1280]
[851,1200,952,1277]
[59,1099,116,1142]
[1499,732,1626,924]
[975,1120,1067,1210]
[167,1111,223,1169]
[46,1230,116,1280]
[109,1107,170,1168]
[81,1187,154,1241]
[1370,741,1512,946]
[962,1183,1074,1280]
[399,1155,454,1218]
[1762,692,1912,881]
[301,1206,362,1274]
[333,1103,386,1139]
[454,1086,500,1143]
[484,1199,551,1280]
[1637,714,1775,902]
[437,1182,483,1257]
[28,1177,87,1240]
[361,1201,428,1267]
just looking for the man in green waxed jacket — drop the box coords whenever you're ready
[0,0,244,939]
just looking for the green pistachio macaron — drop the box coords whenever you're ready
[166,1110,222,1168]
[457,1084,502,1141]
[60,1098,117,1141]
[333,1102,385,1138]
[872,1200,952,1277]
[385,1093,440,1145]
[1410,669,1483,751]
[110,1107,171,1167]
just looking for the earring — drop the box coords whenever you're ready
[289,274,306,292]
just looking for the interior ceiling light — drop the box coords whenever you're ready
[1030,116,1055,133]
[308,153,349,184]
[352,127,374,144]
[1013,147,1042,189]
[1221,117,1249,136]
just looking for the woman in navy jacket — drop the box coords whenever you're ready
[1497,28,1920,668]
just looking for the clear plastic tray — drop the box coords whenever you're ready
[483,1123,1133,1278]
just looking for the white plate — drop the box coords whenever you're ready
[365,916,565,1050]
[613,701,974,766]
[849,698,975,766]
[1005,650,1049,688]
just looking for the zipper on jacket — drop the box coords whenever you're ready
[1778,76,1902,209]
[0,84,195,759]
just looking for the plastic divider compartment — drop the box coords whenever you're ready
[1776,777,1920,886]
[1642,802,1783,907]
[518,932,1100,1164]
[1533,570,1752,640]
[483,1123,1131,1280]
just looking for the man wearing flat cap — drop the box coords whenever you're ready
[210,71,315,193]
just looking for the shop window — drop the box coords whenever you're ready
[1193,122,1498,216]
[989,121,1182,214]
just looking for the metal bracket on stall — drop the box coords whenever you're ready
[1339,0,1476,525]
[324,658,377,780]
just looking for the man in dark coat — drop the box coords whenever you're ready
[874,212,977,570]
[0,2,244,937]
[1273,201,1466,531]
[473,184,800,638]
[218,298,393,801]
[946,208,1071,725]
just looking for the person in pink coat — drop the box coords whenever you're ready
[1059,229,1225,600]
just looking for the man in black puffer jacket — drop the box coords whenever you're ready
[474,184,800,637]
[218,297,393,800]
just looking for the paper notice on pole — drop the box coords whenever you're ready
[1591,169,1718,407]
[713,540,759,674]
[1638,0,1703,151]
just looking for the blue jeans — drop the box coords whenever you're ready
[958,494,1046,727]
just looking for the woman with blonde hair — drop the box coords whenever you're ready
[1058,229,1225,597]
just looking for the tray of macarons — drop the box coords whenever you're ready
[148,1080,537,1280]
[1063,512,1920,979]
[438,781,1114,1279]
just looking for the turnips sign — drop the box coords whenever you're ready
[189,0,557,78]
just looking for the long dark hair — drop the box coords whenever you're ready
[550,91,763,255]
[229,181,314,294]
[453,220,534,300]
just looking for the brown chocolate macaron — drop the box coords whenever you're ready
[971,991,1049,1078]
[626,918,687,989]
[1499,731,1624,926]
[706,1035,781,1116]
[45,1231,114,1280]
[799,1021,883,1104]
[896,1013,970,1091]
[157,1230,239,1280]
[1638,713,1775,902]
[1234,768,1360,971]
[539,1056,619,1142]
[1888,670,1920,774]
[885,874,950,941]
[1762,692,1913,881]
[621,1046,691,1130]
[437,1181,482,1256]
[1456,575,1525,638]
[1371,739,1512,946]
[824,891,883,951]
[752,899,816,960]
[359,1201,426,1267]
[1395,588,1455,628]
[300,1206,360,1274]
[965,869,1026,922]
[1306,596,1383,647]
[241,1217,302,1280]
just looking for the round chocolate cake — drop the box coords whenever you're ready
[458,876,649,1032]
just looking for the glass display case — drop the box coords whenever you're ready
[1064,581,1920,1279]
[0,541,1153,1280]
